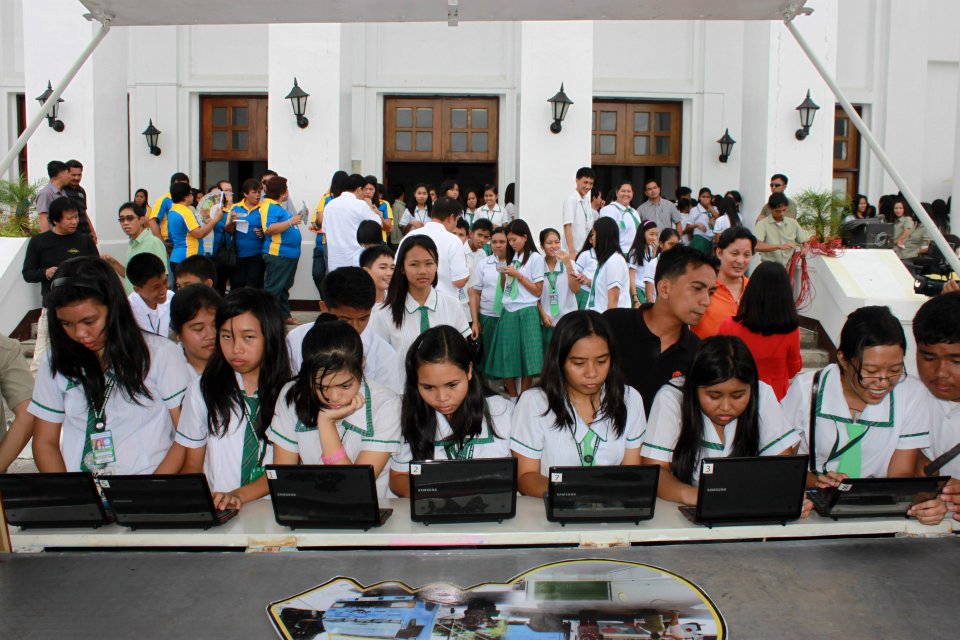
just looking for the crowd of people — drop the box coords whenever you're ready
[0,160,957,527]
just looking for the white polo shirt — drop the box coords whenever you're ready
[713,214,733,237]
[462,242,486,317]
[268,380,402,498]
[689,204,714,240]
[600,203,642,254]
[369,288,470,365]
[400,221,470,300]
[510,386,646,473]
[575,248,598,282]
[475,204,508,227]
[642,380,800,486]
[923,395,960,479]
[541,260,578,324]
[561,191,594,252]
[640,255,659,300]
[391,395,513,469]
[29,333,190,475]
[285,323,403,395]
[174,373,275,493]
[128,290,174,337]
[782,364,934,477]
[586,254,631,312]
[399,206,430,227]
[472,255,503,318]
[502,252,545,312]
[323,192,382,271]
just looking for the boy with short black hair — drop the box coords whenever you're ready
[127,253,175,336]
[360,245,395,304]
[454,217,470,243]
[561,167,595,253]
[175,255,217,290]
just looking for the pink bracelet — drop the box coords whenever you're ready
[322,446,348,465]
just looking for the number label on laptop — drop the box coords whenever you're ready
[702,463,714,475]
[98,479,110,488]
[837,482,852,492]
[411,464,421,476]
[551,472,563,483]
[266,469,277,480]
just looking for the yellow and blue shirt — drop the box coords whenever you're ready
[230,202,265,258]
[260,198,302,258]
[149,192,173,240]
[377,200,393,241]
[168,203,204,263]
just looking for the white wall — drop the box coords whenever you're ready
[0,0,25,182]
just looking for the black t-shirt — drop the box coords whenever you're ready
[62,185,92,235]
[22,230,99,300]
[603,304,701,414]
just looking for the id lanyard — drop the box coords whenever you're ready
[578,199,591,228]
[587,259,606,309]
[617,205,639,230]
[575,429,600,466]
[81,375,118,473]
[238,392,267,485]
[414,208,428,224]
[443,428,477,460]
[146,312,161,335]
[545,262,564,317]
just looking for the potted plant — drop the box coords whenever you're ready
[794,188,850,242]
[0,176,43,237]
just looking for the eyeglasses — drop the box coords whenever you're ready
[770,183,784,188]
[118,215,138,222]
[857,364,907,387]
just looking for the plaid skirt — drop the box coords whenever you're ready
[541,324,555,354]
[478,314,500,377]
[485,305,544,378]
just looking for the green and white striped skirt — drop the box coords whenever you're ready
[485,305,544,378]
[478,313,500,377]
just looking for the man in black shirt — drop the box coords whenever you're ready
[604,245,717,413]
[62,159,98,242]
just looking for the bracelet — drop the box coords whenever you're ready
[322,446,348,465]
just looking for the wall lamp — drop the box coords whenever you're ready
[285,78,310,129]
[795,90,820,140]
[35,81,65,132]
[547,83,573,134]
[717,128,736,163]
[142,119,162,156]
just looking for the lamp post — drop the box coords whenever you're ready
[142,119,162,156]
[285,78,310,129]
[717,128,736,163]
[795,90,820,140]
[547,83,573,134]
[35,81,65,132]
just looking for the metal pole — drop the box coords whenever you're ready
[0,16,112,179]
[784,16,960,276]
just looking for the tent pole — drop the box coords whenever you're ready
[784,17,960,276]
[0,16,112,180]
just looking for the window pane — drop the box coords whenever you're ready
[835,118,847,137]
[471,109,487,129]
[471,132,488,152]
[655,112,671,132]
[654,136,670,155]
[832,177,848,195]
[233,107,248,127]
[416,108,433,128]
[232,131,248,150]
[416,131,433,151]
[592,111,597,130]
[599,134,616,155]
[451,109,467,129]
[634,112,650,132]
[395,131,412,151]
[396,108,413,128]
[599,111,617,131]
[834,140,847,160]
[451,132,467,152]
[634,136,649,156]
[212,107,228,127]
[592,134,597,154]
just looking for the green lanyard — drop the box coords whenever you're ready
[506,259,522,300]
[617,205,639,230]
[545,262,564,317]
[443,437,475,461]
[587,259,606,309]
[239,392,267,486]
[576,429,600,466]
[80,374,117,473]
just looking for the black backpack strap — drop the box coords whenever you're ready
[924,441,960,477]
[808,369,823,473]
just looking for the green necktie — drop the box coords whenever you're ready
[545,268,561,317]
[509,260,521,300]
[835,423,866,477]
[492,271,504,315]
[240,394,266,486]
[418,305,430,333]
[578,429,599,466]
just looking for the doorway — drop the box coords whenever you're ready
[200,95,268,191]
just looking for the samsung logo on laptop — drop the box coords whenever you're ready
[706,487,727,492]
[418,488,439,493]
[554,492,578,497]
[275,492,299,498]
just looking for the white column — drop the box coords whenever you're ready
[951,64,960,234]
[515,21,593,240]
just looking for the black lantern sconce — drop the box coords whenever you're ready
[717,128,736,163]
[35,81,65,132]
[547,83,573,134]
[285,78,310,129]
[142,119,162,156]
[795,90,820,140]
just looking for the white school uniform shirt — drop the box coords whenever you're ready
[462,242,486,316]
[600,203,642,254]
[286,323,404,395]
[268,380,402,498]
[369,288,470,364]
[561,191,594,252]
[174,373,275,494]
[399,206,431,227]
[475,204,508,227]
[128,290,174,337]
[504,202,518,222]
[540,260,578,324]
[510,387,646,474]
[782,364,933,477]
[575,249,598,282]
[502,252,545,312]
[324,192,382,271]
[391,395,513,470]
[690,204,714,240]
[28,333,191,475]
[587,254,631,312]
[472,255,503,318]
[400,221,470,300]
[642,380,800,486]
[923,395,960,479]
[713,214,733,237]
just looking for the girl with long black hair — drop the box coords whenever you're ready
[511,311,646,498]
[638,228,681,302]
[584,217,630,312]
[641,336,800,506]
[399,183,432,234]
[31,256,191,474]
[626,219,659,307]
[538,227,581,350]
[389,325,512,496]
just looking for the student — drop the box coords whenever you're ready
[287,267,403,394]
[168,182,221,277]
[399,183,432,234]
[175,255,217,290]
[641,336,801,505]
[147,171,190,243]
[782,306,934,491]
[398,196,470,301]
[583,217,630,313]
[104,201,169,295]
[169,284,222,378]
[600,181,642,254]
[175,289,290,510]
[363,174,394,241]
[259,176,302,323]
[229,178,266,290]
[127,253,174,337]
[692,227,754,339]
[353,220,385,265]
[503,182,518,222]
[711,196,741,239]
[360,245,395,305]
[561,168,596,254]
[626,220,658,306]
[30,256,190,474]
[462,187,480,225]
[470,226,508,378]
[485,219,545,398]
[463,218,494,321]
[439,179,460,201]
[639,228,680,303]
[476,184,508,227]
[573,229,598,310]
[717,261,801,400]
[684,188,716,254]
[511,311,646,498]
[369,235,470,365]
[454,217,470,243]
[389,325,512,496]
[538,227,581,349]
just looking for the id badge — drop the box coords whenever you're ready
[90,430,116,465]
[549,291,559,306]
[459,287,467,302]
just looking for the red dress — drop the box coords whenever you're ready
[716,318,801,400]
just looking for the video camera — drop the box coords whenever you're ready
[912,234,959,296]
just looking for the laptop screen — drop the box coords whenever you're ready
[101,474,215,521]
[0,473,104,525]
[829,477,948,516]
[269,466,378,524]
[696,456,807,522]
[548,465,659,521]
[410,458,516,519]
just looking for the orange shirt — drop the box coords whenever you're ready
[692,276,747,339]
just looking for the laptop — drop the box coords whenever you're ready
[98,473,238,530]
[678,455,808,527]
[545,465,660,525]
[265,465,392,530]
[0,472,110,529]
[409,457,517,525]
[808,475,950,520]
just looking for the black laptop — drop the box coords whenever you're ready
[0,472,110,529]
[409,457,517,525]
[678,455,808,527]
[545,465,660,525]
[98,473,238,530]
[265,464,392,530]
[808,475,950,520]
